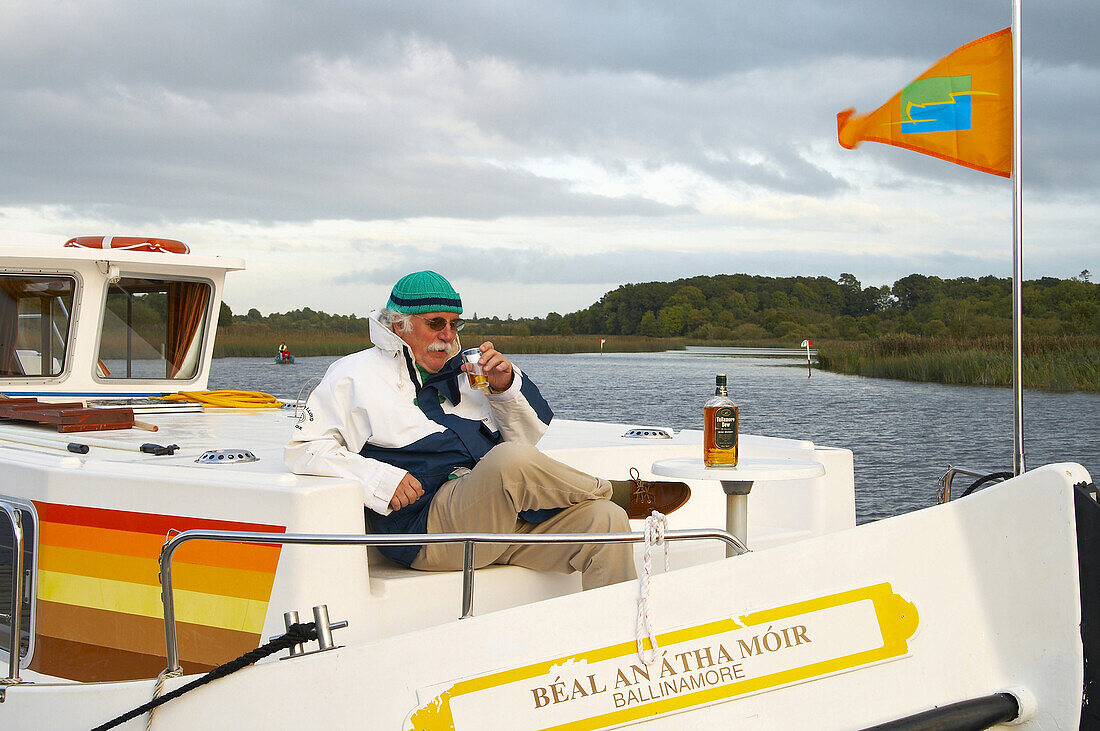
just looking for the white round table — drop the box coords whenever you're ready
[651,456,825,555]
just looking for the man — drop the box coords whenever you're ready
[285,270,689,589]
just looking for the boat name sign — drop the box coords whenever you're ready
[407,582,918,730]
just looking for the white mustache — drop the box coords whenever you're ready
[428,340,461,357]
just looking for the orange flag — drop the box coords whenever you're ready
[837,28,1012,177]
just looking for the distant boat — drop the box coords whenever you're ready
[274,352,294,364]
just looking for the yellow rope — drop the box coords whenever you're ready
[154,390,285,409]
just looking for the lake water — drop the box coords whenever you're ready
[210,350,1100,524]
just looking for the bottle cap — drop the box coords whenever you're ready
[716,373,727,385]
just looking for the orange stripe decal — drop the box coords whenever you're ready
[39,521,282,572]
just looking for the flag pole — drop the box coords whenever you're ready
[1011,0,1025,474]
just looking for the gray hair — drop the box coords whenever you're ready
[377,307,413,333]
[378,307,462,358]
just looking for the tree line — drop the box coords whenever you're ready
[220,271,1099,342]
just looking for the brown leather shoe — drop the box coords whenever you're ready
[625,467,690,519]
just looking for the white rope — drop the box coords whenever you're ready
[636,510,670,665]
[145,667,183,731]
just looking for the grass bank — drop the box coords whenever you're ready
[816,334,1100,392]
[212,327,695,357]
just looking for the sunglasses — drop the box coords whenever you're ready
[414,315,465,332]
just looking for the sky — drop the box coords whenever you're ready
[0,1,1096,319]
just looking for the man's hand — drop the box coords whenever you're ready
[470,341,515,392]
[390,472,424,511]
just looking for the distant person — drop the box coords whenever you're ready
[278,342,290,363]
[285,270,689,589]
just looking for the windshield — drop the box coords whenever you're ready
[97,277,211,380]
[0,275,76,378]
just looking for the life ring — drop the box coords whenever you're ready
[64,236,190,254]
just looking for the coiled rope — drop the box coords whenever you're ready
[145,667,182,731]
[959,471,1014,498]
[154,390,284,409]
[92,622,318,731]
[636,511,670,666]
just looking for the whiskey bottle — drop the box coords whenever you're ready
[703,374,738,467]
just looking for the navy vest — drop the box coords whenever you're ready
[363,352,554,566]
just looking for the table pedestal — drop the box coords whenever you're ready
[651,457,825,557]
[722,482,753,557]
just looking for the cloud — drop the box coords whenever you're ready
[2,0,1097,228]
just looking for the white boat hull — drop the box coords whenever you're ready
[5,463,1086,729]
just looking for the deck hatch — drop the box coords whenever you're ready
[196,449,259,464]
[622,428,673,439]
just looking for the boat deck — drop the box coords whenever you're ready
[0,404,854,653]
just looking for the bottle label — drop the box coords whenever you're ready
[713,407,737,449]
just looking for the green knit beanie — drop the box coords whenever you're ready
[386,270,463,314]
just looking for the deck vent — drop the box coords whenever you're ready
[622,428,672,439]
[196,449,259,464]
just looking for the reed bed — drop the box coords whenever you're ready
[816,334,1100,392]
[212,326,372,357]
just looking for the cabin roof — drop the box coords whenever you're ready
[0,243,245,274]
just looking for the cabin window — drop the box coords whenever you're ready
[0,498,36,670]
[0,275,76,378]
[97,277,212,380]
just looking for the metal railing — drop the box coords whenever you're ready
[158,527,747,673]
[0,501,25,685]
[293,377,322,419]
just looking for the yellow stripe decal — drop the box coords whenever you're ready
[37,570,269,634]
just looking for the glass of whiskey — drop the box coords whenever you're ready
[461,348,490,391]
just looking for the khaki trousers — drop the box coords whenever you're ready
[410,442,636,589]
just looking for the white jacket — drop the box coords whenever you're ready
[284,312,552,517]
